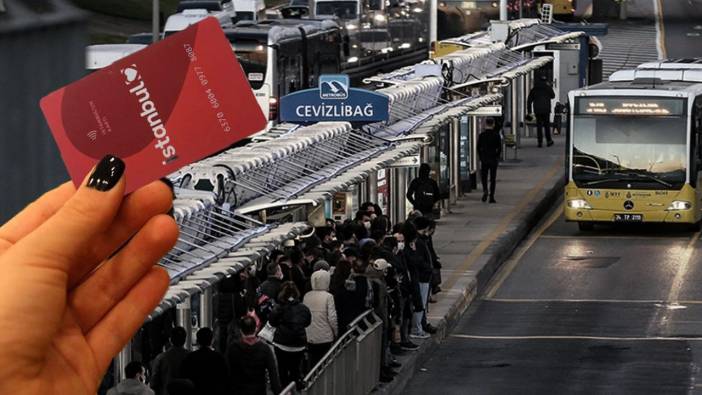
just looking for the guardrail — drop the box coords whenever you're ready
[280,310,383,395]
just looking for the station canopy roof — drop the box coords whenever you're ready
[506,22,586,51]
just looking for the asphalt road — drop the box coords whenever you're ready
[660,0,702,58]
[404,207,702,394]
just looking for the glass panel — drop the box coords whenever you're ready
[572,115,687,190]
[231,42,268,90]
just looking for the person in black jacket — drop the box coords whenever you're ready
[179,328,229,395]
[227,316,282,395]
[527,74,556,147]
[477,117,502,203]
[150,327,188,395]
[269,282,312,389]
[406,163,441,219]
[401,223,433,340]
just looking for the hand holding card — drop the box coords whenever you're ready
[41,17,265,194]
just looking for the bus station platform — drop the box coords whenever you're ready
[376,134,566,394]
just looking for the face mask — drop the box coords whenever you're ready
[397,242,405,250]
[331,236,337,241]
[364,221,371,230]
[370,213,377,220]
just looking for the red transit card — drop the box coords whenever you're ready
[40,17,265,193]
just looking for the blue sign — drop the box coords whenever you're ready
[280,74,389,123]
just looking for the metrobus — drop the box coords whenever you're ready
[437,0,498,40]
[163,1,235,36]
[312,0,428,78]
[565,59,702,230]
[542,0,592,19]
[224,19,342,126]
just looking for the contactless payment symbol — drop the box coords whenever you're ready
[319,74,349,100]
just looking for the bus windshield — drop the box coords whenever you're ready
[231,41,267,90]
[234,11,255,22]
[316,1,357,19]
[571,114,687,190]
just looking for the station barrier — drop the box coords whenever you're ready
[280,310,383,395]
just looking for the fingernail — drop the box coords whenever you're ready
[87,155,125,191]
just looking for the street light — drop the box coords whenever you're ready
[152,0,160,43]
[500,0,507,20]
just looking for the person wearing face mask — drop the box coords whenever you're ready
[107,361,154,395]
[360,202,377,221]
[353,210,372,239]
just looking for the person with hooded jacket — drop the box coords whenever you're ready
[303,270,338,367]
[269,282,312,389]
[406,163,441,219]
[227,316,282,395]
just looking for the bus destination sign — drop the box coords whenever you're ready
[576,97,684,116]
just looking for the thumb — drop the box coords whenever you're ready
[8,155,126,277]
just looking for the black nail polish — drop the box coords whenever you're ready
[87,155,125,191]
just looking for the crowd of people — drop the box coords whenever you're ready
[108,198,443,395]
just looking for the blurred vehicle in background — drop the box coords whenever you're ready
[85,44,146,71]
[164,1,236,36]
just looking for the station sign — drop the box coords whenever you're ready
[465,105,502,116]
[388,154,420,168]
[280,74,389,123]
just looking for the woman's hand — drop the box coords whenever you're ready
[0,155,179,395]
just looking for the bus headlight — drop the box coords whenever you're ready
[667,200,691,210]
[567,199,591,209]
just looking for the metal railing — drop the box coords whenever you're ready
[280,310,383,395]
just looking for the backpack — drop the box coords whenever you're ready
[414,179,436,210]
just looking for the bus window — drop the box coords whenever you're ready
[316,1,358,19]
[231,41,268,90]
[234,11,255,21]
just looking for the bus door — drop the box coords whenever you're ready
[693,96,702,220]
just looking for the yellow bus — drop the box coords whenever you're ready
[543,0,592,19]
[565,59,702,230]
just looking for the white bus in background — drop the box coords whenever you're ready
[85,44,146,71]
[224,19,343,129]
[232,0,266,22]
[164,1,236,36]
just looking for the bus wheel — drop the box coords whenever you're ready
[578,222,594,231]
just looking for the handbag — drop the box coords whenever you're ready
[257,322,276,343]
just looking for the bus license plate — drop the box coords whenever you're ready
[614,213,643,222]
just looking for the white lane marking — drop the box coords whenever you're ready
[540,235,689,240]
[450,334,702,341]
[485,298,666,304]
[485,298,702,308]
[666,231,701,304]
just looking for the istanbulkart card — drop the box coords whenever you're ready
[41,17,265,193]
